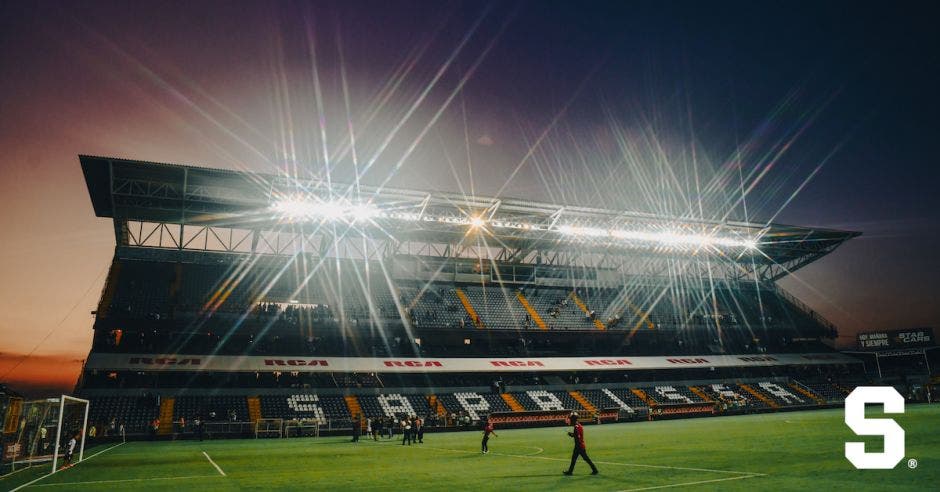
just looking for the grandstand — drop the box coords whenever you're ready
[74,155,868,438]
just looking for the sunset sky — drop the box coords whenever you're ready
[1,1,937,397]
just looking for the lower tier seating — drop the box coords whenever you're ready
[83,377,852,434]
[175,395,250,422]
[87,395,160,434]
[259,394,350,423]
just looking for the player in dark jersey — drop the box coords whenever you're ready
[563,412,598,475]
[481,417,497,454]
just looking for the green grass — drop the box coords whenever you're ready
[3,404,938,491]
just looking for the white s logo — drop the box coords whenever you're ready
[844,386,905,469]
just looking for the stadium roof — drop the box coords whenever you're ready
[80,155,859,280]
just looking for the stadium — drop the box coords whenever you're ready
[1,155,937,491]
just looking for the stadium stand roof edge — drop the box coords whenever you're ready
[78,155,861,236]
[79,155,859,279]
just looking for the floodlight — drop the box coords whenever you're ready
[318,201,346,220]
[348,203,380,222]
[559,222,756,250]
[272,198,318,219]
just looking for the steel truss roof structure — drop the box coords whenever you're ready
[81,155,858,282]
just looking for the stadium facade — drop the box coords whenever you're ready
[75,155,873,437]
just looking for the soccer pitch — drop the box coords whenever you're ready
[4,405,938,491]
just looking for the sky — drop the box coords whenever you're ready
[0,0,937,397]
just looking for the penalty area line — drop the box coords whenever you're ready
[616,474,765,491]
[202,451,226,476]
[10,441,126,491]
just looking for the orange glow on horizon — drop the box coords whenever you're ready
[0,353,84,398]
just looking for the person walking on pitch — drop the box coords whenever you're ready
[563,412,598,475]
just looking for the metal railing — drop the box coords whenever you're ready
[774,287,837,332]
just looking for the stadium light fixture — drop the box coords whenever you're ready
[564,224,757,250]
[319,202,346,221]
[271,197,379,224]
[271,197,758,250]
[272,198,320,219]
[348,203,381,222]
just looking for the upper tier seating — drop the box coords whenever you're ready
[102,258,832,346]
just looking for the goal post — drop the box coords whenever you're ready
[284,419,319,438]
[51,395,89,473]
[1,397,74,475]
[254,418,283,438]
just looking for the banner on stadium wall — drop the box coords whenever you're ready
[84,352,858,373]
[857,327,935,350]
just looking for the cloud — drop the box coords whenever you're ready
[0,352,84,398]
[476,134,494,146]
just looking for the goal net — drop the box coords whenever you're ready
[254,418,283,438]
[284,419,319,438]
[51,396,89,472]
[1,395,88,475]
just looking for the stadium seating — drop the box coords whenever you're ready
[737,382,809,407]
[701,383,768,409]
[87,395,160,434]
[436,392,513,418]
[577,389,644,412]
[400,285,468,330]
[461,285,528,329]
[513,390,567,411]
[174,395,250,422]
[85,373,871,436]
[259,394,350,423]
[357,394,424,419]
[92,254,837,360]
[642,385,707,405]
[83,255,855,435]
[524,288,593,330]
[800,381,846,403]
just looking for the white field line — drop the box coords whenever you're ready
[617,474,764,491]
[526,446,544,456]
[29,475,219,488]
[423,445,766,476]
[202,451,226,476]
[11,442,125,491]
